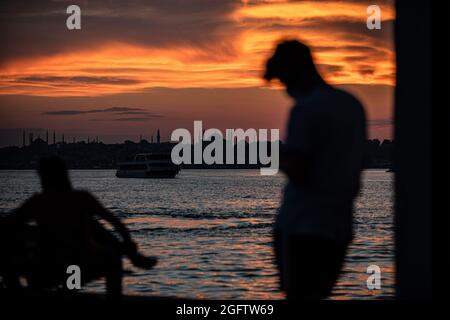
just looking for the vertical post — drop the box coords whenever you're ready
[394,0,432,299]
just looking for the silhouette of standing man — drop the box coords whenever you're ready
[265,40,366,299]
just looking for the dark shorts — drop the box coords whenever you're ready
[274,229,348,299]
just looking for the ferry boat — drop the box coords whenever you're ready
[116,153,180,178]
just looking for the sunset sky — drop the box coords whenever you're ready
[0,0,395,146]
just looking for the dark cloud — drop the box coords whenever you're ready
[0,0,242,63]
[17,76,141,85]
[317,64,344,74]
[253,17,394,50]
[329,18,394,46]
[114,111,149,115]
[90,114,164,122]
[358,68,375,76]
[344,55,368,62]
[112,117,160,122]
[43,110,89,115]
[102,107,143,112]
[314,45,385,55]
[41,106,159,116]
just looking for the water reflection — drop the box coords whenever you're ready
[0,169,394,299]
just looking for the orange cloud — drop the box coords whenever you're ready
[237,1,394,21]
[0,0,395,97]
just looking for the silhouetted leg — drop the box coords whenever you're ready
[90,220,157,270]
[285,235,347,300]
[83,245,123,299]
[105,254,123,299]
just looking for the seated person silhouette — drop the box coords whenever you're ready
[265,40,366,299]
[0,156,156,297]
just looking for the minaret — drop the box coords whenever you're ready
[53,130,56,145]
[22,130,26,147]
[157,129,161,144]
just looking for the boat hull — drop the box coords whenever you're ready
[116,153,180,178]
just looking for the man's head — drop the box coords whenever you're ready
[38,156,72,192]
[264,40,325,97]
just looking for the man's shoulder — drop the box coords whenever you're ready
[293,86,366,129]
[292,85,365,117]
[318,86,365,116]
[316,86,362,105]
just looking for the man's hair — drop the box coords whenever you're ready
[264,39,318,83]
[38,156,72,192]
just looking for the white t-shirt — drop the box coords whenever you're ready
[277,85,367,243]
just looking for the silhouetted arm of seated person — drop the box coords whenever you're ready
[0,195,38,229]
[0,196,42,289]
[82,191,157,270]
[85,193,134,243]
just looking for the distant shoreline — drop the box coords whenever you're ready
[0,139,393,170]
